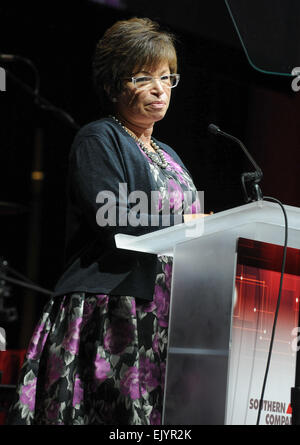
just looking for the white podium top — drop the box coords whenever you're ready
[114,200,300,256]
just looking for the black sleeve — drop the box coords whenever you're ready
[69,134,183,244]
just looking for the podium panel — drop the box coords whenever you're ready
[162,228,239,424]
[226,239,300,425]
[115,201,300,425]
[163,223,300,425]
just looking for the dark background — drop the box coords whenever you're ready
[0,0,299,349]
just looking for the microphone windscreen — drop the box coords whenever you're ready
[208,123,220,135]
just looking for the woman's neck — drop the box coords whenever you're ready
[114,113,154,147]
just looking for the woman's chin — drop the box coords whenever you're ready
[148,109,168,122]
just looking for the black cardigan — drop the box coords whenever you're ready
[54,117,190,301]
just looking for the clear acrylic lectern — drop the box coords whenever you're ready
[115,200,300,425]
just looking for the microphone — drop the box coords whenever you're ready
[208,123,263,178]
[208,123,263,202]
[207,123,221,136]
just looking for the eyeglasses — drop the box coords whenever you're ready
[123,74,180,89]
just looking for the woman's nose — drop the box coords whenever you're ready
[151,78,165,94]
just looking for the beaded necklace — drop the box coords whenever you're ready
[110,115,168,169]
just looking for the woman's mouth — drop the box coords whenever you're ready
[148,101,166,109]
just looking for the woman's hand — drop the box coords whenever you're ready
[183,212,213,223]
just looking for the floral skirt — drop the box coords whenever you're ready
[7,256,172,425]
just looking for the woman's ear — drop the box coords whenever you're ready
[104,84,117,103]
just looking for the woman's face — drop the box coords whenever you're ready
[115,60,172,128]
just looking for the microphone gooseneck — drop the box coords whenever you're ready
[208,123,263,202]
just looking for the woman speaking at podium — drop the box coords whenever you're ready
[8,17,201,425]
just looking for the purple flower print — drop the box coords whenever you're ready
[103,319,134,354]
[120,366,140,400]
[167,179,184,212]
[164,152,183,173]
[149,189,163,218]
[72,375,84,407]
[152,333,159,354]
[96,294,109,306]
[46,400,61,421]
[82,301,94,326]
[45,353,63,390]
[157,190,163,212]
[62,317,82,355]
[27,322,48,360]
[136,298,156,314]
[190,199,201,214]
[150,408,161,425]
[94,354,111,383]
[130,299,136,316]
[20,377,37,412]
[164,152,188,186]
[164,262,173,292]
[154,284,170,327]
[139,356,160,394]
